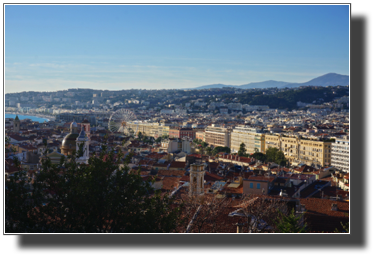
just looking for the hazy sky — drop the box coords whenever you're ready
[5,4,349,93]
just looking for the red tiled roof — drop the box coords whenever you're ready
[180,175,190,182]
[147,152,167,160]
[169,161,186,168]
[300,197,349,232]
[18,144,37,150]
[138,160,156,166]
[293,165,316,173]
[153,163,169,168]
[219,154,252,163]
[246,175,275,182]
[219,182,243,195]
[8,134,29,141]
[205,171,223,182]
[157,170,186,177]
[161,176,180,191]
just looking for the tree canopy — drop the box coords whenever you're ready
[212,146,231,155]
[265,147,287,166]
[275,208,307,233]
[5,145,182,233]
[237,142,247,157]
[250,152,266,162]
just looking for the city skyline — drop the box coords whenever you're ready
[5,4,350,93]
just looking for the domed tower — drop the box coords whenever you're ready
[14,115,20,133]
[76,126,89,164]
[61,120,79,155]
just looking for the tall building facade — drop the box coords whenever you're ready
[169,128,195,139]
[264,133,332,167]
[230,126,265,154]
[298,139,332,167]
[204,124,231,148]
[265,134,281,151]
[331,136,349,172]
[125,122,170,138]
[195,130,205,142]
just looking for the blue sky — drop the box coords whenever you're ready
[5,4,349,92]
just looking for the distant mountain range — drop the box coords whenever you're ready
[190,73,349,89]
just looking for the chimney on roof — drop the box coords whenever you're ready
[331,203,338,211]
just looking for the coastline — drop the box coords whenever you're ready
[5,112,55,121]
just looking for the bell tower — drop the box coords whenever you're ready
[14,115,20,133]
[80,117,91,137]
[76,126,89,164]
[189,163,205,196]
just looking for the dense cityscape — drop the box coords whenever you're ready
[3,2,352,236]
[5,84,349,233]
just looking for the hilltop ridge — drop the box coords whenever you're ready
[190,73,349,90]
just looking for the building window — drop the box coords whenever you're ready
[250,183,253,188]
[257,183,261,189]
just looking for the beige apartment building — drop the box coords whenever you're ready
[230,126,265,154]
[264,133,332,167]
[205,124,231,148]
[265,134,281,151]
[195,130,205,142]
[281,136,300,163]
[125,122,169,138]
[298,139,332,167]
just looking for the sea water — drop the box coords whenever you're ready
[5,114,49,123]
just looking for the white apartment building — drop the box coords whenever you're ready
[230,126,265,154]
[331,136,349,172]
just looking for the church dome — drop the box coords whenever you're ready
[61,132,79,152]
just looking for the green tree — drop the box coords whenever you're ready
[265,147,278,162]
[5,143,182,233]
[275,150,287,167]
[250,152,266,162]
[265,147,287,166]
[212,146,231,155]
[193,138,200,145]
[205,146,213,156]
[237,142,247,157]
[275,208,307,233]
